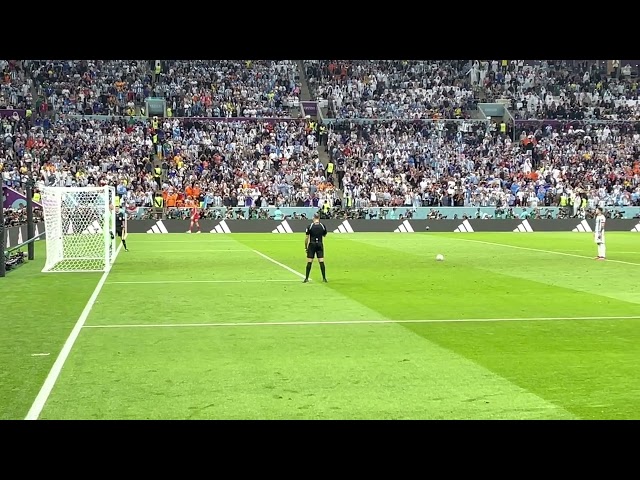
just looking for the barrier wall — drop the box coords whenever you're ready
[5,220,640,247]
[129,218,640,234]
[3,222,45,250]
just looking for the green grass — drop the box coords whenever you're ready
[1,231,640,419]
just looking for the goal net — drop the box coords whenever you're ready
[41,186,117,273]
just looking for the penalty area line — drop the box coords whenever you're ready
[82,315,640,329]
[251,249,307,280]
[449,238,640,266]
[106,279,302,284]
[25,244,124,420]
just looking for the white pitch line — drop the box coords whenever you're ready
[154,249,252,253]
[252,249,307,280]
[107,279,301,285]
[25,243,123,421]
[563,250,640,254]
[83,315,640,329]
[451,238,640,266]
[31,353,50,357]
[130,239,298,243]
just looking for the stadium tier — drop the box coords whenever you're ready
[3,59,640,225]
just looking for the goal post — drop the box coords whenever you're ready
[40,186,117,273]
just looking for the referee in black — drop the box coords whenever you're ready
[304,213,327,283]
[110,206,129,252]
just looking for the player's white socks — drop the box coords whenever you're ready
[598,244,606,258]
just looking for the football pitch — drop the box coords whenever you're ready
[2,231,640,420]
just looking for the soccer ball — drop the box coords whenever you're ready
[436,254,444,262]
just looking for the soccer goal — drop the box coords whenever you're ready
[40,186,117,273]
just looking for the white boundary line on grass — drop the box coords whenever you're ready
[451,238,640,266]
[563,250,640,254]
[82,315,640,329]
[252,249,307,280]
[107,279,301,284]
[154,249,252,253]
[25,244,124,421]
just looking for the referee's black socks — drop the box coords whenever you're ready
[122,239,128,251]
[319,262,326,280]
[305,262,312,280]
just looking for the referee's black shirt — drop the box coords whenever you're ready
[306,222,327,244]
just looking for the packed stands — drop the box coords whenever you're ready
[303,60,476,119]
[1,115,337,218]
[25,60,302,118]
[27,60,149,116]
[4,59,640,224]
[471,60,640,121]
[155,60,302,118]
[0,60,33,110]
[327,119,640,211]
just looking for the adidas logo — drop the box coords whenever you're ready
[393,220,414,233]
[453,220,474,233]
[333,220,354,234]
[210,220,232,234]
[572,220,592,233]
[146,221,169,234]
[17,228,23,245]
[272,220,293,234]
[82,220,103,234]
[513,220,534,233]
[631,222,640,232]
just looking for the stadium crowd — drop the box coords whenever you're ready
[25,60,302,119]
[154,60,302,118]
[303,60,476,120]
[471,60,640,121]
[0,60,33,110]
[328,119,640,214]
[3,59,640,226]
[28,60,148,116]
[0,113,338,220]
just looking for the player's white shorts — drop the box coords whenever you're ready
[594,233,605,244]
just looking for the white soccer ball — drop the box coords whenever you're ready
[436,254,444,262]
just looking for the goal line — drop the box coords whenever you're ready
[82,315,640,329]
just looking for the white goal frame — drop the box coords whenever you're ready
[40,185,117,273]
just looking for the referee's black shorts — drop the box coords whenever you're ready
[116,228,123,238]
[307,242,324,259]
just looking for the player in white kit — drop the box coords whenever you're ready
[594,206,606,260]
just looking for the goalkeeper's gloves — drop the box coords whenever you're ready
[110,232,115,240]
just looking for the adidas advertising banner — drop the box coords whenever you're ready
[123,219,640,234]
[9,220,640,241]
[3,222,45,250]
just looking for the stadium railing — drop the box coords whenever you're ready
[125,206,640,221]
[55,114,304,123]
